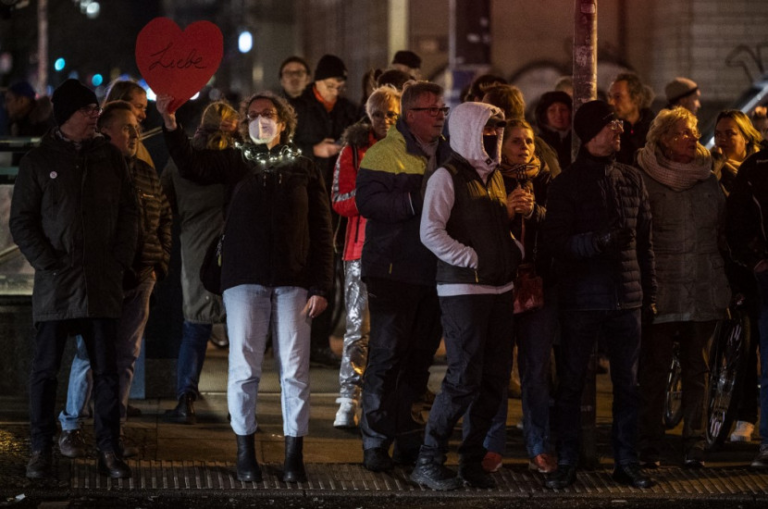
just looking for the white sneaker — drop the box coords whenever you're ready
[333,398,358,428]
[730,421,755,442]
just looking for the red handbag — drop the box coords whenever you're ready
[513,218,544,314]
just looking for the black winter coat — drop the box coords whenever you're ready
[727,152,768,272]
[542,150,656,311]
[164,127,334,298]
[10,131,138,322]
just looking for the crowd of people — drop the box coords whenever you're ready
[4,47,768,492]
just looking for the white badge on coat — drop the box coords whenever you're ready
[49,171,58,179]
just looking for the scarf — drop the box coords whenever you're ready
[499,153,541,182]
[637,142,712,191]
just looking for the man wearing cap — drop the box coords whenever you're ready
[665,77,701,115]
[410,102,521,490]
[391,50,422,80]
[293,54,358,368]
[4,81,54,138]
[542,100,656,490]
[10,79,137,480]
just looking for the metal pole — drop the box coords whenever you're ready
[572,0,598,159]
[573,0,600,470]
[37,0,47,93]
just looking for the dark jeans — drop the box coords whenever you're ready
[638,320,714,459]
[422,291,514,463]
[555,309,641,466]
[30,318,120,453]
[176,321,213,399]
[360,277,443,451]
[485,287,559,457]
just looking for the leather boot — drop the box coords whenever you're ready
[165,393,196,425]
[236,433,262,482]
[283,436,307,483]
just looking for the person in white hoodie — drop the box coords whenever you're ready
[410,102,522,490]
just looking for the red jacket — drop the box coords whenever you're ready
[332,124,377,261]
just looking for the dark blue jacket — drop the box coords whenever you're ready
[542,150,656,311]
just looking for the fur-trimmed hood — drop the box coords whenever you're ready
[340,120,373,148]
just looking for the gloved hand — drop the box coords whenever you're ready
[593,227,634,253]
[642,302,657,325]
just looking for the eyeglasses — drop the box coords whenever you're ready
[671,129,700,141]
[608,119,624,131]
[79,105,102,116]
[247,110,278,121]
[410,106,450,117]
[321,80,346,92]
[371,111,399,121]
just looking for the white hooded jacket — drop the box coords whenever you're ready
[420,102,521,296]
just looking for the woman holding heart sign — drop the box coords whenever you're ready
[157,91,334,484]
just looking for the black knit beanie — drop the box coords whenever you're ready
[573,100,616,144]
[52,79,99,126]
[314,54,347,81]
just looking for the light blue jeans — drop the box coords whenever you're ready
[59,275,156,431]
[223,284,311,437]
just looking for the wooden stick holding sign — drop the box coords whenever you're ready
[135,17,223,113]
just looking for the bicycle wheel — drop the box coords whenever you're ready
[663,344,683,429]
[705,309,751,448]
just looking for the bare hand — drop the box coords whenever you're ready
[508,188,534,216]
[220,118,238,133]
[754,259,768,274]
[313,138,342,159]
[156,94,178,131]
[302,295,328,318]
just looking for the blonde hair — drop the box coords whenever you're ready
[365,85,401,120]
[716,110,764,153]
[197,101,239,150]
[647,107,699,148]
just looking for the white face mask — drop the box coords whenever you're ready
[249,116,279,145]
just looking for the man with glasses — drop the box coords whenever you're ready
[356,81,453,473]
[293,54,359,368]
[10,79,138,480]
[278,56,311,104]
[542,100,656,490]
[57,101,172,460]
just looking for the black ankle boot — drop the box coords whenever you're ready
[236,434,262,482]
[283,436,307,483]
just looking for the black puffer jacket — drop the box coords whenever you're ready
[125,157,172,289]
[542,149,656,311]
[10,131,138,322]
[164,126,334,298]
[292,85,358,188]
[727,152,768,272]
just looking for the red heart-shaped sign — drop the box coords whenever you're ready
[136,17,223,113]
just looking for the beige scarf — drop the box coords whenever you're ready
[637,142,712,191]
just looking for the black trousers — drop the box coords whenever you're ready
[422,291,515,463]
[360,277,443,451]
[30,318,121,453]
[638,320,714,458]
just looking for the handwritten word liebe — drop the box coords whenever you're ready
[136,17,223,113]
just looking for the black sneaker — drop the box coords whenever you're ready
[612,463,654,488]
[458,462,495,488]
[751,444,768,469]
[309,346,341,369]
[58,429,87,458]
[363,447,394,472]
[26,450,53,480]
[544,464,576,489]
[410,455,463,491]
[683,447,705,469]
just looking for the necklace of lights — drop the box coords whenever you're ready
[235,141,302,166]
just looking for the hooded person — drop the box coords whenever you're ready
[410,102,523,491]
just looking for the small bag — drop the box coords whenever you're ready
[200,233,224,295]
[513,217,544,314]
